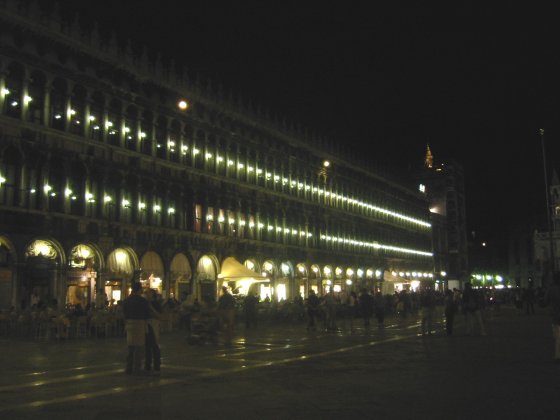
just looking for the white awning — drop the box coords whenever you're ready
[383,270,405,282]
[218,257,267,281]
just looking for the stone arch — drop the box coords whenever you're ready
[170,252,192,300]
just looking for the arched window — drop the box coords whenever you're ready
[69,85,87,136]
[89,92,104,141]
[155,115,168,159]
[50,78,67,130]
[140,110,154,156]
[124,105,138,151]
[27,71,46,124]
[4,62,24,118]
[107,98,121,146]
[168,119,181,162]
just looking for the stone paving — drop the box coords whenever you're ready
[0,306,558,419]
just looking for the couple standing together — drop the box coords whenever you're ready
[123,282,162,375]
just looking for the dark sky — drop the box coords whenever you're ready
[48,1,560,251]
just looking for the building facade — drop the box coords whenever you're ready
[0,2,434,309]
[418,146,469,289]
[533,170,560,287]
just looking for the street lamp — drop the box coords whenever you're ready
[540,128,555,282]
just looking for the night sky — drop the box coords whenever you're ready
[47,1,560,255]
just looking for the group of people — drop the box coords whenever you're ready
[305,288,386,332]
[123,283,162,375]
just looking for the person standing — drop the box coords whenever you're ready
[323,288,337,331]
[306,290,320,331]
[218,286,236,345]
[544,273,560,362]
[359,289,373,328]
[524,284,536,315]
[346,291,358,332]
[145,289,162,374]
[420,287,436,336]
[123,282,150,375]
[462,282,486,336]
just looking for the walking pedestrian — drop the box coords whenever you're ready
[374,291,386,329]
[218,286,236,345]
[444,289,457,336]
[145,289,162,374]
[243,292,259,329]
[123,282,150,375]
[462,282,486,336]
[544,272,560,362]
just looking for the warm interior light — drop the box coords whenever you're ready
[178,100,188,110]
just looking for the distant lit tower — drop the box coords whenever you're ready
[425,145,433,169]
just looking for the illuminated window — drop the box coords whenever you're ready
[194,204,202,233]
[206,206,214,233]
[218,209,225,234]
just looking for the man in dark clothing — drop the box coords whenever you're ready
[123,282,150,374]
[218,286,236,345]
[306,290,320,331]
[544,273,560,361]
[359,289,373,327]
[244,293,259,329]
[145,289,162,373]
